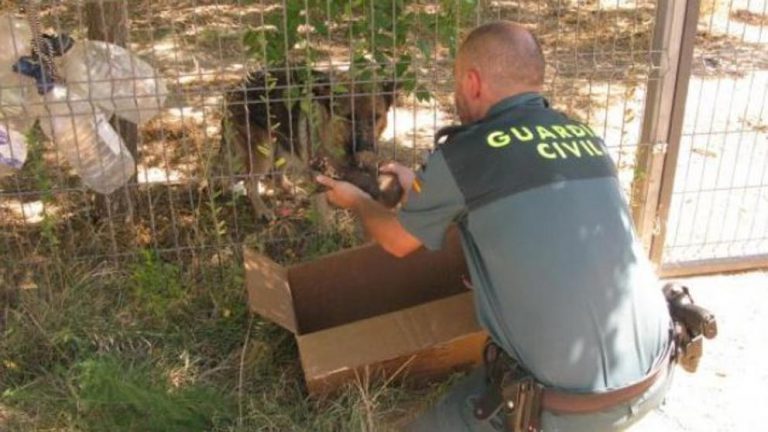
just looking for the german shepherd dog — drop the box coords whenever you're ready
[218,68,399,220]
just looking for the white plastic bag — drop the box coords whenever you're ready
[0,70,45,131]
[57,40,168,125]
[39,85,135,194]
[0,18,164,192]
[0,123,28,177]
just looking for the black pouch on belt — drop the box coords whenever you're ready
[473,341,544,432]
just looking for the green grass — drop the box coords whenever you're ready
[0,201,453,431]
[0,123,452,430]
[5,354,233,431]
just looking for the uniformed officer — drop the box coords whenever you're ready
[316,21,673,432]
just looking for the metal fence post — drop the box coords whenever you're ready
[632,0,700,267]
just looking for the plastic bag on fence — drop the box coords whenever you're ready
[0,123,28,177]
[39,84,136,194]
[57,40,168,125]
[1,14,165,193]
[0,70,45,131]
[1,70,41,181]
[0,15,43,129]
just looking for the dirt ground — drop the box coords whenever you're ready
[631,271,768,432]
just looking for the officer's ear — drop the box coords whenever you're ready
[465,68,482,100]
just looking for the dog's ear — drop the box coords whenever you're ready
[381,80,398,108]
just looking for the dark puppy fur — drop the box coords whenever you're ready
[218,68,399,219]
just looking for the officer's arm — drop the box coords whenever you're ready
[318,149,464,256]
[316,175,423,257]
[352,197,422,257]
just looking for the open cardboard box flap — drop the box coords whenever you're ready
[244,229,486,393]
[243,248,298,332]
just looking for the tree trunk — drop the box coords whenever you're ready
[84,0,139,221]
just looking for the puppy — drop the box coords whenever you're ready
[218,68,397,220]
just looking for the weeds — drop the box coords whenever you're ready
[74,355,233,431]
[130,249,186,324]
[6,355,234,431]
[0,206,439,431]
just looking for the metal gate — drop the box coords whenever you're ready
[634,0,768,277]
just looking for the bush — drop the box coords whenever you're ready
[243,0,478,101]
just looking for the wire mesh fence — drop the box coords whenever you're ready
[662,0,768,270]
[0,0,667,290]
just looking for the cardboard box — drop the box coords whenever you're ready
[243,230,487,394]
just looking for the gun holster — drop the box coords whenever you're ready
[663,282,718,373]
[473,341,543,432]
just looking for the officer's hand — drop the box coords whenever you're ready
[316,175,371,209]
[380,162,416,192]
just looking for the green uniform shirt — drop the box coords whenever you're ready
[398,93,671,392]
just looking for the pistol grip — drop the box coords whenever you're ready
[680,304,718,339]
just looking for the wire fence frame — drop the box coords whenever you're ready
[1,0,764,288]
[648,0,768,276]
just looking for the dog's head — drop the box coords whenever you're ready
[316,80,396,162]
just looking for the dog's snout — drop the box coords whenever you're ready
[351,137,376,155]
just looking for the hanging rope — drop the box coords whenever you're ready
[24,0,63,84]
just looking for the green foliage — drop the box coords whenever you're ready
[23,125,53,199]
[0,253,246,429]
[75,356,232,431]
[0,248,448,430]
[20,126,61,252]
[301,208,362,260]
[130,250,185,323]
[303,230,358,260]
[4,355,234,432]
[242,0,478,101]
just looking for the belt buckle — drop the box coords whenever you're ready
[502,377,542,432]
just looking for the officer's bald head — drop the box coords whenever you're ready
[457,21,544,89]
[453,21,545,123]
